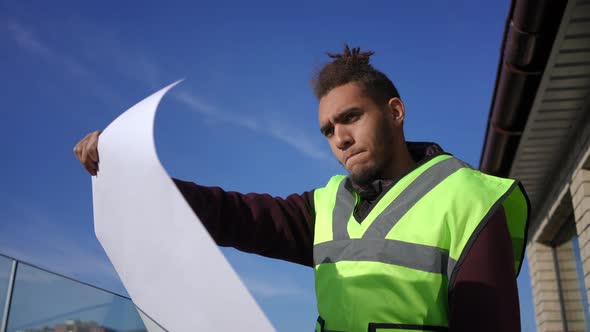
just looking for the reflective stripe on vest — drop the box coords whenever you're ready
[312,154,529,332]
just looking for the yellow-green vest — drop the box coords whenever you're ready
[313,154,529,332]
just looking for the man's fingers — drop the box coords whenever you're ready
[73,134,89,160]
[73,130,102,176]
[83,163,93,176]
[87,131,100,162]
[73,144,82,160]
[87,143,99,163]
[84,163,97,176]
[80,143,97,175]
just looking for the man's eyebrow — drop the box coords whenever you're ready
[333,107,362,122]
[319,107,363,135]
[320,123,332,135]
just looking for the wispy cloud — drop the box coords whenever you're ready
[5,17,330,161]
[174,91,330,160]
[173,91,259,131]
[265,118,330,161]
[4,20,122,106]
[6,20,53,59]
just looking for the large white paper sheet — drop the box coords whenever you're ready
[92,81,275,332]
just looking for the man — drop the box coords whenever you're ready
[75,45,529,331]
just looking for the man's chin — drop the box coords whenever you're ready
[349,168,379,186]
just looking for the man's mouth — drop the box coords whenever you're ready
[345,151,364,167]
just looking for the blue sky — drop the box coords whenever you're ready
[0,0,538,331]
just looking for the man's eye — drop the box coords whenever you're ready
[323,127,333,137]
[344,113,359,122]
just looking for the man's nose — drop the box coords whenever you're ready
[334,125,353,150]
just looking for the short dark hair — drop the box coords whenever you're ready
[311,44,400,106]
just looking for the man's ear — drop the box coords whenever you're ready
[387,97,405,126]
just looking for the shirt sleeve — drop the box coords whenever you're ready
[173,178,316,267]
[448,207,521,331]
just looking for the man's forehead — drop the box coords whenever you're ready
[318,83,366,120]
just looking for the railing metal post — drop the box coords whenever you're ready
[1,260,17,332]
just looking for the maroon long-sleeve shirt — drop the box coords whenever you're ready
[173,142,521,331]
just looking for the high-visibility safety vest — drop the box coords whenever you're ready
[313,154,529,332]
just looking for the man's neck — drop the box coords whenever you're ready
[380,140,416,182]
[350,141,444,195]
[387,147,416,180]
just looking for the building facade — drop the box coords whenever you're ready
[480,0,590,331]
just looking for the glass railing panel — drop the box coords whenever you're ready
[5,262,146,332]
[0,255,15,325]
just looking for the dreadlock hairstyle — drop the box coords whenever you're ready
[312,44,400,106]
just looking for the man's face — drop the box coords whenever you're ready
[318,83,398,184]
